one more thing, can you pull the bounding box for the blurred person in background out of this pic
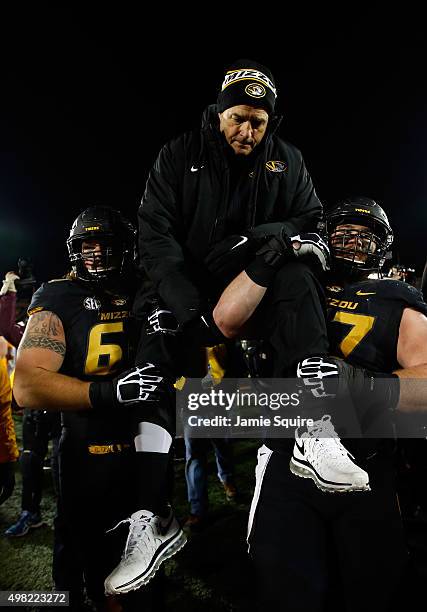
[182,346,238,533]
[0,269,28,508]
[0,334,19,505]
[0,270,25,348]
[387,264,416,286]
[4,408,61,537]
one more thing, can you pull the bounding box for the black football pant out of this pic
[249,448,408,612]
[245,261,329,376]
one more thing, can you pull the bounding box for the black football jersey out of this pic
[28,278,139,444]
[326,278,427,460]
[326,278,427,372]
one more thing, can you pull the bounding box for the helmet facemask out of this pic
[66,206,136,287]
[82,239,121,278]
[331,223,375,260]
[68,235,132,285]
[326,198,393,281]
[328,219,392,280]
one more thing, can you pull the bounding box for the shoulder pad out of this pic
[27,280,79,317]
[376,279,427,315]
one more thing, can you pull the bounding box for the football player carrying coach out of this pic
[13,206,184,610]
[135,58,329,381]
[248,198,427,612]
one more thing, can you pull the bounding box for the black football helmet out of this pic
[326,197,393,278]
[67,205,136,283]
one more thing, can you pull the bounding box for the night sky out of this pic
[1,12,426,284]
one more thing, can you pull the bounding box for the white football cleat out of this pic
[104,508,187,594]
[290,415,370,493]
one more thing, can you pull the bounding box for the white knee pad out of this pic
[134,422,172,453]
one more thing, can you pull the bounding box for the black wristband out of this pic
[88,380,115,410]
[183,311,227,347]
[199,310,228,345]
[245,256,278,287]
[369,372,400,412]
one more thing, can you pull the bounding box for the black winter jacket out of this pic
[138,105,322,325]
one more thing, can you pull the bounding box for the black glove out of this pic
[0,461,16,506]
[204,232,267,284]
[246,229,330,287]
[89,362,173,409]
[297,355,400,414]
[245,229,295,286]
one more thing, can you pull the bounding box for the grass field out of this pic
[0,413,260,611]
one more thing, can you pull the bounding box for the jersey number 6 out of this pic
[85,322,124,375]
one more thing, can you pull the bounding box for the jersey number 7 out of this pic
[332,312,376,358]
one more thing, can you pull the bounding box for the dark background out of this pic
[1,10,426,283]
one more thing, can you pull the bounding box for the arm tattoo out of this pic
[20,336,66,356]
[21,311,66,356]
[26,311,62,337]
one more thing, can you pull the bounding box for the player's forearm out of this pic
[394,365,427,413]
[213,271,266,338]
[14,365,92,411]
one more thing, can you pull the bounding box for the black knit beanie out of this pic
[217,58,277,115]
